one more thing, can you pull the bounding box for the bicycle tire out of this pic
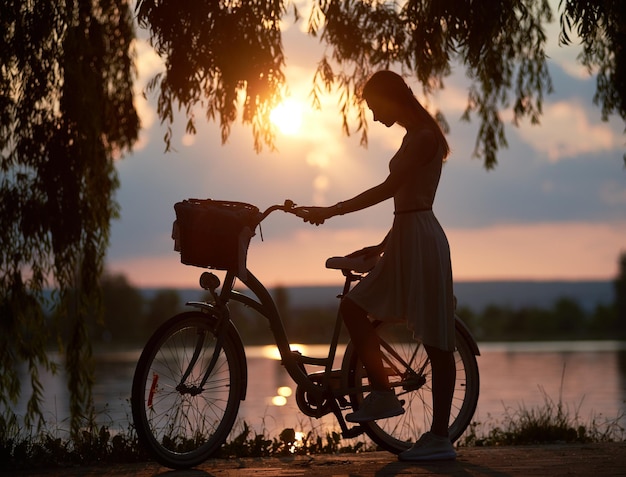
[131,311,246,469]
[345,318,479,453]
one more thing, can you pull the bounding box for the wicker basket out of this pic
[172,199,261,277]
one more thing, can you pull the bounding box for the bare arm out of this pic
[297,128,437,225]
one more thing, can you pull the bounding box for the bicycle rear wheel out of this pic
[131,311,246,469]
[346,318,479,453]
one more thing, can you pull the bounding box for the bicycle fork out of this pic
[176,296,233,399]
[174,272,235,397]
[175,314,229,397]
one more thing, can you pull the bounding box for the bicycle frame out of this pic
[184,266,372,438]
[132,201,483,470]
[216,268,339,398]
[181,201,480,439]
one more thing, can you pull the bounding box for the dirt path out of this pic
[3,443,625,476]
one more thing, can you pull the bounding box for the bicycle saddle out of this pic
[325,254,379,273]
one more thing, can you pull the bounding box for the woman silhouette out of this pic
[297,70,457,461]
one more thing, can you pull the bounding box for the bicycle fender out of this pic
[186,300,219,312]
[228,291,265,315]
[455,315,480,356]
[184,303,249,401]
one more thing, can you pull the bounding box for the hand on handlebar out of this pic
[294,206,332,226]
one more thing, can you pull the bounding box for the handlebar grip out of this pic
[260,200,299,220]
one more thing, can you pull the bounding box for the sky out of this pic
[106,3,625,289]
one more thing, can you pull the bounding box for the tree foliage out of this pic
[2,0,624,439]
[136,0,624,167]
[135,0,288,152]
[614,252,626,335]
[0,0,138,435]
[560,0,626,125]
[95,272,145,343]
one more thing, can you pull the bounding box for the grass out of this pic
[0,418,148,470]
[458,387,625,447]
[1,394,624,472]
[0,416,367,471]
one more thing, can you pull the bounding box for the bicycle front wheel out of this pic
[346,318,479,453]
[131,311,246,469]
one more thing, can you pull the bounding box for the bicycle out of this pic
[131,199,480,469]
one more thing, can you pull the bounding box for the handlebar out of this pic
[259,199,302,222]
[258,200,377,275]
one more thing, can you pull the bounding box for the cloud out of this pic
[515,101,621,161]
[107,219,625,288]
[437,138,625,227]
[600,180,626,206]
[131,39,165,150]
[543,2,591,80]
[108,9,624,290]
[448,220,626,281]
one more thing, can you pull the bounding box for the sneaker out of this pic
[345,390,405,423]
[398,432,457,462]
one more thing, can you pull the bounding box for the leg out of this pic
[340,297,388,390]
[342,297,404,423]
[398,344,457,461]
[425,344,456,438]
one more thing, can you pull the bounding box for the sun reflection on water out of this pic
[261,344,309,360]
[271,395,287,406]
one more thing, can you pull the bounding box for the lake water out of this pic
[11,341,626,441]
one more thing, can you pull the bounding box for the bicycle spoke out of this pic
[347,319,479,453]
[132,312,244,469]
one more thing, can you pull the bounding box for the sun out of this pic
[270,98,304,136]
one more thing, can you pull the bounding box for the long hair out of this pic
[362,71,450,159]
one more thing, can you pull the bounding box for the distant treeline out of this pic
[78,261,626,346]
[456,298,622,342]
